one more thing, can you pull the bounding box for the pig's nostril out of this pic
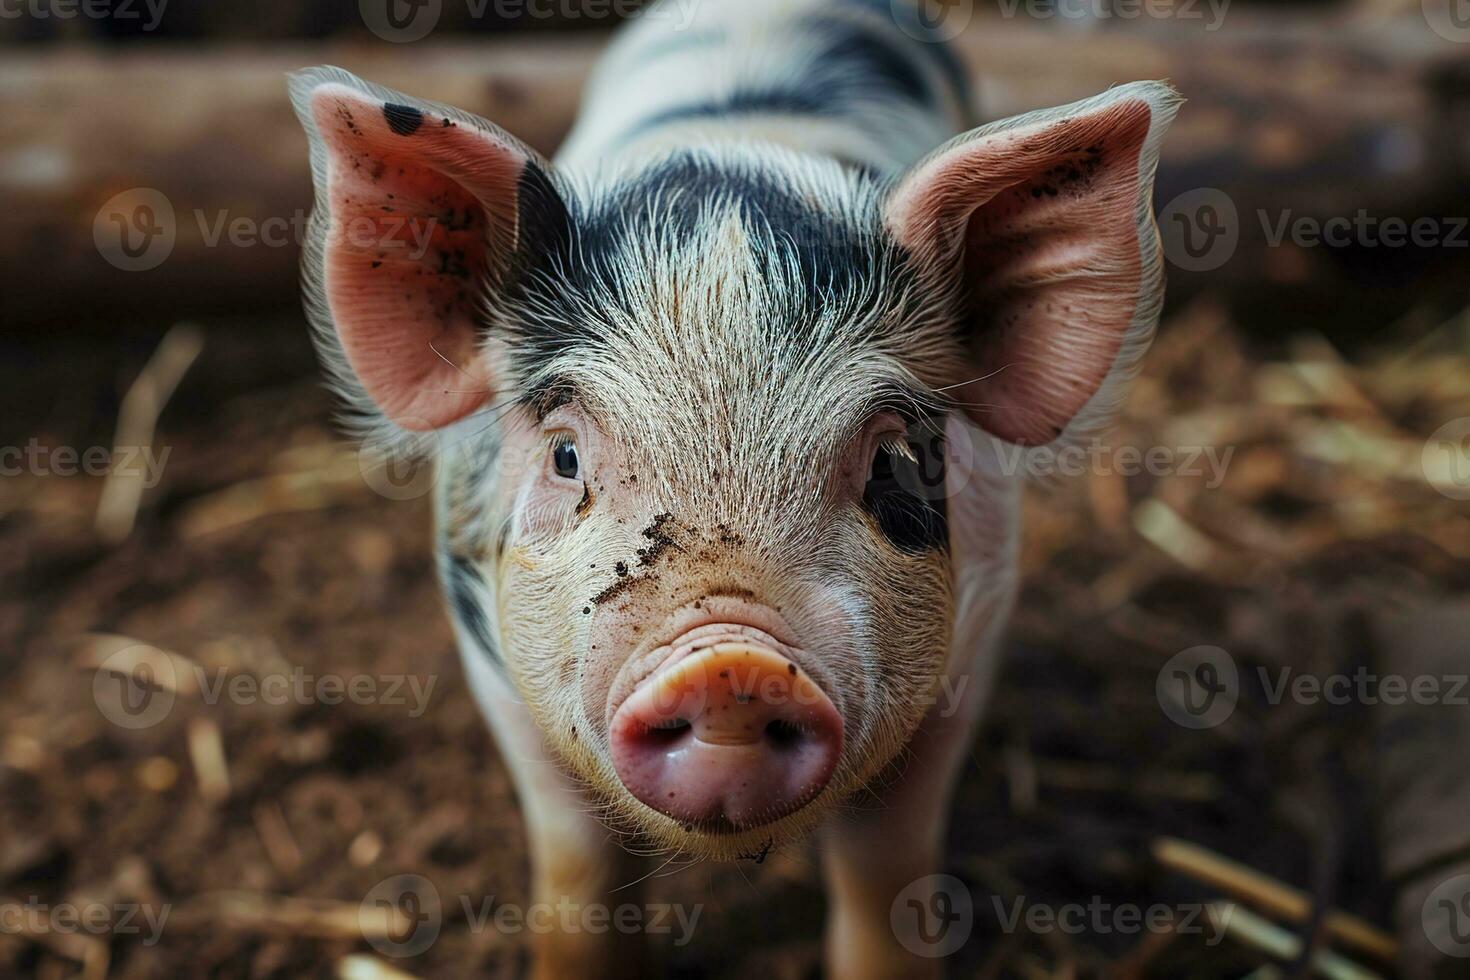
[642,718,692,743]
[764,719,804,747]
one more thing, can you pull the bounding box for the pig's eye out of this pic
[552,437,581,480]
[869,435,915,485]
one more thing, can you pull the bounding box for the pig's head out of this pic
[291,68,1178,859]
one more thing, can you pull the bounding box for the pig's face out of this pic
[292,70,1178,858]
[448,161,961,855]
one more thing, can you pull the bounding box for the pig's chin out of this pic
[618,790,842,861]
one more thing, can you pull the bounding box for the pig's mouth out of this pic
[604,615,846,837]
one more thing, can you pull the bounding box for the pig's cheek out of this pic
[495,537,603,736]
[510,475,588,543]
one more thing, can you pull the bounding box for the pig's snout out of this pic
[609,638,842,830]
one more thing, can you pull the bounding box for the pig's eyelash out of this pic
[878,434,917,463]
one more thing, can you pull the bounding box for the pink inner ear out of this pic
[891,99,1154,445]
[311,85,528,430]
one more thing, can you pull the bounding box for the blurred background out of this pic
[2,1,1470,977]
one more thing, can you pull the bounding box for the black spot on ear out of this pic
[383,103,424,136]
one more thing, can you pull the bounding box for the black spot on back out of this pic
[383,103,424,136]
[832,0,974,113]
[622,89,834,147]
[801,13,932,104]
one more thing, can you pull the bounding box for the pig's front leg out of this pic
[820,688,985,980]
[464,654,647,979]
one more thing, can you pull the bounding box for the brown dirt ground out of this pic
[2,302,1468,978]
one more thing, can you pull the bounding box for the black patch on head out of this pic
[383,103,424,136]
[442,553,503,670]
[862,426,949,553]
[502,160,583,397]
[498,151,912,401]
[513,159,577,261]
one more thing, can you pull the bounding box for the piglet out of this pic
[291,0,1178,975]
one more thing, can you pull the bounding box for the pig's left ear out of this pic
[886,81,1181,446]
[290,66,568,433]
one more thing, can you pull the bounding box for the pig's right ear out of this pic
[885,81,1180,447]
[290,66,568,432]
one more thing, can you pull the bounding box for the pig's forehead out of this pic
[495,148,952,445]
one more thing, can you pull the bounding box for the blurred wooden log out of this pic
[1,18,1467,330]
[0,38,589,328]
